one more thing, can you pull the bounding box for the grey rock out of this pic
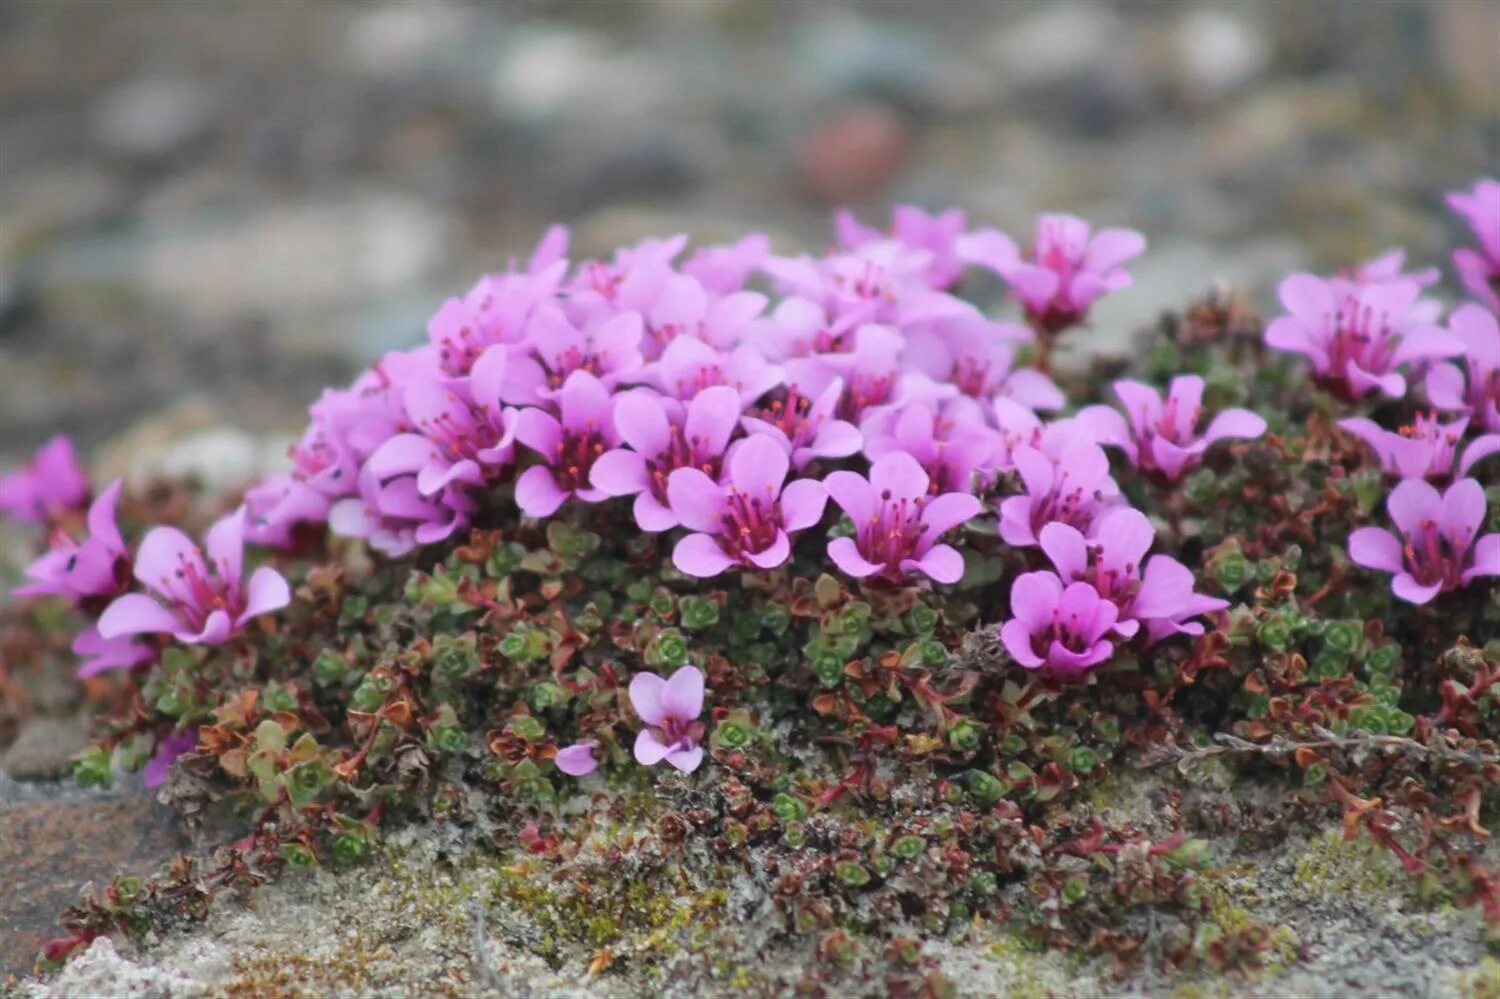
[2,716,86,781]
[91,77,214,160]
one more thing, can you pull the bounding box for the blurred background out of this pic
[0,0,1495,471]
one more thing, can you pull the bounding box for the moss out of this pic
[1459,956,1500,999]
[1290,831,1403,900]
[983,932,1051,999]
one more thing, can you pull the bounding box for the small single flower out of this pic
[681,233,771,295]
[1039,507,1227,646]
[1337,249,1440,290]
[783,325,905,426]
[555,741,600,777]
[1077,375,1266,482]
[328,464,475,557]
[590,386,742,531]
[97,507,292,645]
[1347,477,1500,604]
[145,728,199,788]
[644,272,767,359]
[629,666,706,773]
[72,626,154,678]
[824,451,980,584]
[517,304,647,391]
[426,228,569,376]
[647,336,783,404]
[741,379,862,470]
[14,480,130,602]
[1339,412,1500,482]
[896,321,1063,421]
[1425,303,1500,431]
[366,369,518,498]
[0,435,89,525]
[999,572,1124,675]
[863,401,999,495]
[666,433,827,577]
[513,371,622,518]
[243,473,335,549]
[1263,274,1461,400]
[960,214,1146,333]
[1447,177,1500,311]
[837,204,968,289]
[998,435,1120,547]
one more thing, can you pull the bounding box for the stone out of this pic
[0,789,190,975]
[2,716,86,781]
[91,78,214,161]
[1173,8,1270,100]
[137,191,453,329]
[991,3,1122,87]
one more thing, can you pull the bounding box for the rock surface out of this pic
[7,785,1496,997]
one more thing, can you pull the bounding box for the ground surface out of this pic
[7,779,1498,998]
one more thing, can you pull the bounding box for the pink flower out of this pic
[1448,177,1500,311]
[998,434,1120,547]
[999,572,1126,675]
[328,467,474,557]
[590,386,742,532]
[896,321,1063,421]
[1077,375,1266,482]
[741,380,862,470]
[644,272,767,359]
[863,401,999,495]
[555,741,600,777]
[824,452,980,584]
[0,435,89,525]
[1425,303,1500,431]
[1339,412,1500,482]
[1264,274,1460,400]
[145,728,198,788]
[366,355,520,498]
[513,371,622,518]
[1338,249,1440,290]
[960,214,1145,333]
[1348,477,1500,605]
[243,474,335,549]
[426,229,568,376]
[629,666,706,773]
[73,627,154,678]
[783,325,904,426]
[681,233,771,295]
[516,304,647,391]
[646,336,783,404]
[666,434,827,577]
[763,243,973,332]
[1039,507,1226,646]
[14,480,129,602]
[97,507,291,646]
[836,205,968,289]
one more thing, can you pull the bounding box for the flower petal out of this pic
[672,532,736,578]
[661,665,705,721]
[98,593,182,638]
[1347,527,1406,573]
[629,672,667,726]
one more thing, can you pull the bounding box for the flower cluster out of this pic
[1270,177,1500,605]
[0,202,1264,793]
[232,207,1154,589]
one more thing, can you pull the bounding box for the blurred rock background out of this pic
[0,0,1496,466]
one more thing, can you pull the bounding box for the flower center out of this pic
[718,486,781,558]
[552,423,608,492]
